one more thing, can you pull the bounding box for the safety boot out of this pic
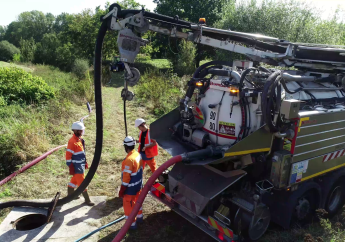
[130,222,137,230]
[82,191,95,206]
[67,187,80,199]
[136,216,144,224]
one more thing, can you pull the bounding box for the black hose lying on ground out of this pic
[0,17,107,209]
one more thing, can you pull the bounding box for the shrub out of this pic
[72,58,89,80]
[134,69,187,115]
[0,67,55,105]
[0,96,5,106]
[0,41,20,62]
[13,53,21,62]
[32,65,86,103]
[173,39,196,76]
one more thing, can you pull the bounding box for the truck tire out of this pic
[234,206,270,241]
[325,179,345,217]
[293,190,318,224]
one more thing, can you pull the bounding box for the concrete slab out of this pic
[0,196,107,242]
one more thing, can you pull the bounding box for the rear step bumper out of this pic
[149,183,238,242]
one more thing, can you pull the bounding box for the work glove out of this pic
[118,185,127,198]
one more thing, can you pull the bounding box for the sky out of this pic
[0,0,344,26]
[0,0,157,26]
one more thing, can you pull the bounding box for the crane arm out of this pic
[104,4,345,74]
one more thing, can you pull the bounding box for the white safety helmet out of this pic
[71,121,85,131]
[123,136,136,146]
[135,118,145,128]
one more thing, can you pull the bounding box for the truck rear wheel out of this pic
[293,191,318,224]
[234,206,271,241]
[325,180,345,217]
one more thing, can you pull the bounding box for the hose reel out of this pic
[125,66,140,87]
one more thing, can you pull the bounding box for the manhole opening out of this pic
[12,214,47,231]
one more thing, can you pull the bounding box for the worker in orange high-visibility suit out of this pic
[66,121,94,206]
[118,136,144,230]
[135,118,158,173]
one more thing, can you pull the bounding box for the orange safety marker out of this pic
[152,183,165,197]
[208,216,233,239]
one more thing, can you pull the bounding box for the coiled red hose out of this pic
[0,144,67,186]
[112,155,183,242]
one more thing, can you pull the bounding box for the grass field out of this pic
[0,61,34,72]
[0,60,345,242]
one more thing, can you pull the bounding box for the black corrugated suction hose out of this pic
[0,18,106,209]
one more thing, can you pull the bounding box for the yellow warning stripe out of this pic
[224,148,270,157]
[301,162,345,182]
[209,217,218,229]
[298,117,309,132]
[223,227,231,237]
[208,216,233,238]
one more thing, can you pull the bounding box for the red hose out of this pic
[112,155,183,242]
[0,144,67,186]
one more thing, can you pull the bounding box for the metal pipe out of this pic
[191,25,279,42]
[302,87,343,91]
[208,69,241,83]
[282,72,316,82]
[274,129,295,139]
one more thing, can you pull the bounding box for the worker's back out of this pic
[66,134,86,174]
[121,150,143,195]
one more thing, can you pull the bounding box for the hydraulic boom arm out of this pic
[105,4,345,71]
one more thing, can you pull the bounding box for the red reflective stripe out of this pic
[323,154,328,162]
[290,120,299,154]
[215,220,225,235]
[341,149,345,156]
[203,128,237,140]
[217,231,224,240]
[325,153,332,162]
[332,151,340,160]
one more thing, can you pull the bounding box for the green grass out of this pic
[0,63,93,179]
[140,59,172,69]
[0,61,33,72]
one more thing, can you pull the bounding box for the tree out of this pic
[174,39,196,76]
[4,11,55,46]
[20,38,36,62]
[153,0,230,26]
[34,33,61,66]
[116,0,143,9]
[53,13,75,34]
[0,26,6,41]
[216,0,345,45]
[153,0,232,66]
[0,41,20,62]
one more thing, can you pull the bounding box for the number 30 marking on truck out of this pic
[209,111,216,131]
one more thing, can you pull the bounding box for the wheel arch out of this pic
[265,181,321,229]
[317,167,345,209]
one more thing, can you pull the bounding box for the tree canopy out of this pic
[0,0,344,73]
